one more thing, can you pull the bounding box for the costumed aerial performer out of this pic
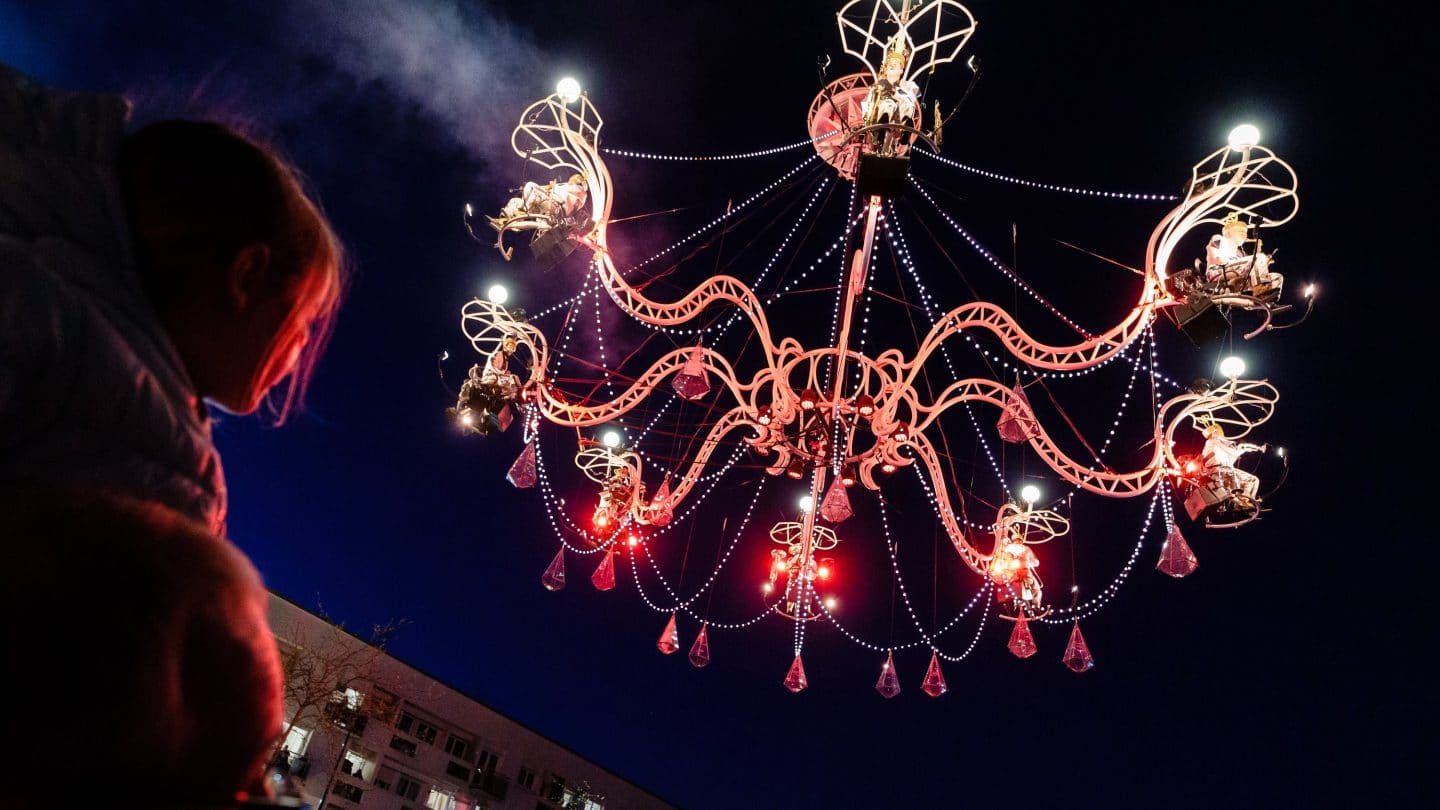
[859,36,920,154]
[1200,422,1266,508]
[1205,212,1283,300]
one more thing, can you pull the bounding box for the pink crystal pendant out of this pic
[783,654,808,693]
[1156,523,1198,578]
[591,549,616,591]
[1062,622,1095,673]
[688,623,711,668]
[997,382,1041,443]
[540,548,566,592]
[1007,617,1037,659]
[671,347,712,400]
[818,476,853,523]
[656,612,680,654]
[649,477,674,526]
[506,441,537,489]
[921,651,948,698]
[875,651,901,699]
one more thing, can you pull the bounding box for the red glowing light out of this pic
[818,565,830,579]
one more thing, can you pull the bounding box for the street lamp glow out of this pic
[601,430,622,449]
[1020,484,1041,504]
[1219,355,1246,379]
[556,77,582,104]
[1228,124,1260,150]
[486,284,509,305]
[799,495,814,513]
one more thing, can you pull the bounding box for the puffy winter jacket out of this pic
[0,64,226,532]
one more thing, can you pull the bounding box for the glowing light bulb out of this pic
[762,582,774,594]
[1020,484,1041,504]
[817,565,830,579]
[1304,284,1316,298]
[1219,355,1246,379]
[1276,446,1286,458]
[825,597,837,610]
[460,413,473,426]
[487,284,509,305]
[556,77,582,104]
[627,534,639,547]
[601,430,622,448]
[1228,124,1260,150]
[799,495,814,512]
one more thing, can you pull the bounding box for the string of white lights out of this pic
[910,178,1095,338]
[875,490,988,649]
[1039,485,1163,623]
[602,131,838,162]
[626,545,776,630]
[914,148,1179,201]
[634,473,769,611]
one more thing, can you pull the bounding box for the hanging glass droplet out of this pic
[671,347,712,400]
[1062,622,1095,673]
[541,547,566,592]
[656,612,680,654]
[921,651,948,698]
[591,549,616,591]
[506,441,537,489]
[649,477,674,526]
[688,623,711,668]
[1156,523,1198,578]
[783,654,808,693]
[997,382,1041,443]
[875,651,901,699]
[1008,617,1037,658]
[818,475,853,523]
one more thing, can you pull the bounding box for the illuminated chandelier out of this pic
[449,0,1315,694]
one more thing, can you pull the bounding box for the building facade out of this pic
[268,594,672,810]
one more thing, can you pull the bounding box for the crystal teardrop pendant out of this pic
[591,549,616,591]
[783,654,808,693]
[874,651,901,699]
[921,651,948,697]
[1008,617,1037,658]
[819,475,853,523]
[671,346,712,400]
[656,612,680,654]
[1062,622,1095,673]
[506,441,537,489]
[688,623,711,668]
[541,547,566,592]
[1155,523,1198,578]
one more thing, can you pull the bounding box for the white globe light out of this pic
[799,495,814,512]
[1219,355,1246,379]
[1020,484,1041,504]
[487,284,509,305]
[825,597,837,610]
[601,430,622,448]
[1228,124,1260,150]
[556,77,582,104]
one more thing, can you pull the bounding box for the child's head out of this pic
[0,487,284,806]
[118,120,344,423]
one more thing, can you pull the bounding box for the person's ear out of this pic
[224,243,273,313]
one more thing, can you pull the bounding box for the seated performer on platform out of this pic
[488,174,589,234]
[860,37,920,155]
[1200,422,1265,508]
[450,336,522,435]
[1204,213,1283,300]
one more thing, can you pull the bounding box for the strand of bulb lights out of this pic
[636,474,770,611]
[910,178,1095,338]
[1040,485,1163,623]
[876,490,987,649]
[914,149,1179,201]
[817,580,992,660]
[602,131,838,162]
[626,546,775,630]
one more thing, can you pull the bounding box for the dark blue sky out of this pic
[4,1,1426,806]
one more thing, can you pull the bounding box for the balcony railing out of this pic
[470,771,509,801]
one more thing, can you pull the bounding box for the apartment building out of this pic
[268,593,673,810]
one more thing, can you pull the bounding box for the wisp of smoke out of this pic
[285,0,549,166]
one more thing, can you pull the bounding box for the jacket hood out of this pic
[0,63,134,265]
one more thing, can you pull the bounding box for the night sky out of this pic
[4,1,1428,806]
